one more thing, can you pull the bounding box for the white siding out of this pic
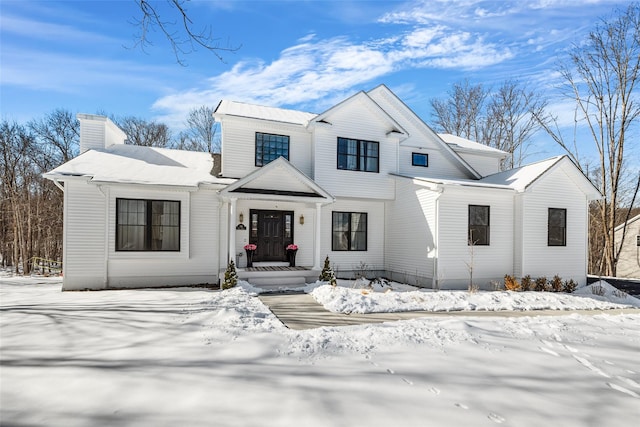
[437,186,514,289]
[520,166,590,285]
[313,100,396,199]
[368,87,474,180]
[78,120,106,154]
[105,186,220,288]
[321,198,386,277]
[231,200,315,268]
[615,217,640,278]
[385,177,438,287]
[457,152,501,177]
[513,193,524,278]
[220,116,312,178]
[243,167,313,192]
[62,180,107,290]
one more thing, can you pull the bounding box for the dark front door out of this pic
[250,210,293,262]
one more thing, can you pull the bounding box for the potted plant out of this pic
[244,243,257,267]
[286,244,298,267]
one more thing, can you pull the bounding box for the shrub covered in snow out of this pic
[318,256,337,287]
[222,260,238,290]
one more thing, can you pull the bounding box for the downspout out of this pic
[52,178,64,192]
[432,186,444,290]
[97,184,109,289]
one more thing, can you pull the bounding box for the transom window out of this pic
[468,205,490,246]
[412,153,429,167]
[332,212,368,251]
[116,198,180,251]
[548,208,567,246]
[337,137,379,173]
[255,132,289,166]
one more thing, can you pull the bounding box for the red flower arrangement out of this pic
[286,244,298,251]
[244,244,257,251]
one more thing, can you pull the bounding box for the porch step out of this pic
[222,266,319,287]
[249,276,307,286]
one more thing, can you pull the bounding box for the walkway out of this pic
[258,292,639,330]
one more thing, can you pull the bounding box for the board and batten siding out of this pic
[320,198,385,276]
[313,101,397,199]
[384,177,438,287]
[62,180,107,290]
[104,186,220,288]
[220,116,312,179]
[519,167,589,285]
[436,186,515,289]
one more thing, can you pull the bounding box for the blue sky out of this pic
[0,0,631,162]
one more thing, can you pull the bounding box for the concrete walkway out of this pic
[257,292,639,330]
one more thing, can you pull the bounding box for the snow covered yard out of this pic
[1,277,639,426]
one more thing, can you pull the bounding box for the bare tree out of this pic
[132,0,239,65]
[175,105,219,153]
[431,79,488,143]
[28,109,79,164]
[431,79,547,169]
[115,116,173,147]
[484,81,548,169]
[534,3,640,276]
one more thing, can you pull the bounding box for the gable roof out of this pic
[479,155,601,198]
[214,100,317,126]
[438,133,508,158]
[220,157,334,203]
[393,155,602,198]
[44,144,233,188]
[309,90,408,137]
[615,213,640,232]
[366,84,483,179]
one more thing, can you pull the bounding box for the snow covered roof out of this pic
[615,214,640,232]
[478,156,565,190]
[214,100,317,125]
[44,144,234,188]
[438,133,508,158]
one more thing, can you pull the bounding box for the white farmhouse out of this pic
[44,85,601,290]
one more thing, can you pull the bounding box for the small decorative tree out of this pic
[222,259,238,290]
[318,255,337,287]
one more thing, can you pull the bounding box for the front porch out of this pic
[219,264,319,288]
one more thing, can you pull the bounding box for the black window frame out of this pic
[412,152,429,167]
[337,137,379,173]
[468,205,490,246]
[548,208,567,246]
[255,132,290,167]
[116,198,181,252]
[332,211,368,251]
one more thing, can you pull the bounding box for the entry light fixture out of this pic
[239,212,244,224]
[299,214,304,225]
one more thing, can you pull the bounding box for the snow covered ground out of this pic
[1,276,639,426]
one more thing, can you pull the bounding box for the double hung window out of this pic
[468,205,490,246]
[337,137,379,172]
[116,199,180,251]
[332,212,367,251]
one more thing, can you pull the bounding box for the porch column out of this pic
[229,198,237,264]
[313,202,322,270]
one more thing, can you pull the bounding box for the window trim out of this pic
[468,205,490,246]
[116,198,181,252]
[331,211,368,251]
[336,137,379,173]
[412,152,429,167]
[548,208,567,247]
[255,132,290,167]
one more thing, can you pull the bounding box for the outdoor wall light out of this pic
[239,212,244,223]
[299,214,304,225]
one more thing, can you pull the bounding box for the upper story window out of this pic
[548,208,567,246]
[468,205,490,246]
[255,132,289,167]
[337,137,379,173]
[412,153,429,167]
[116,198,180,251]
[332,211,368,251]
